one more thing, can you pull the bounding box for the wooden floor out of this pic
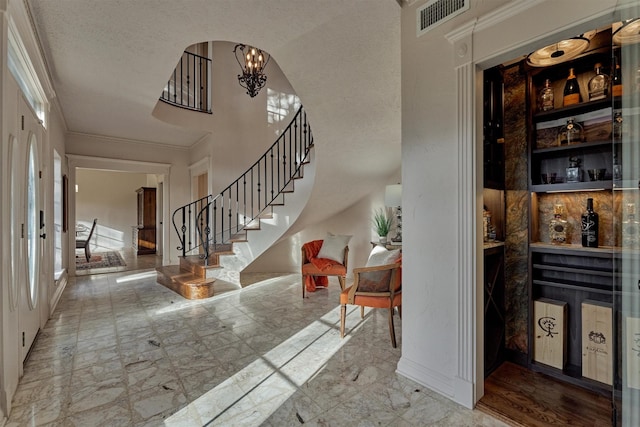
[478,362,612,427]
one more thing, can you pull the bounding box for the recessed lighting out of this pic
[527,31,596,67]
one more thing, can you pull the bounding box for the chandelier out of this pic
[233,44,271,98]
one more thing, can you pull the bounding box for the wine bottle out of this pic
[612,56,623,97]
[563,67,581,106]
[581,198,599,248]
[539,79,554,112]
[587,63,609,101]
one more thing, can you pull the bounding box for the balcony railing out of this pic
[161,51,212,114]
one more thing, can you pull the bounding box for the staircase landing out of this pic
[156,255,217,300]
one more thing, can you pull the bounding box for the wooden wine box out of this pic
[581,300,612,385]
[626,316,640,390]
[534,298,567,369]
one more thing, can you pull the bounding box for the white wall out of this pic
[192,41,300,195]
[245,182,399,275]
[75,169,148,249]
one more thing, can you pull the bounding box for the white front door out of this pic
[18,103,42,363]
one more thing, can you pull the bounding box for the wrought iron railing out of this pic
[172,106,313,262]
[161,50,212,113]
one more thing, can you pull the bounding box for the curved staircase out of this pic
[156,106,315,299]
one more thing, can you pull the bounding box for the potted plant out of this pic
[372,208,393,243]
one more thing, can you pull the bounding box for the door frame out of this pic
[444,0,625,407]
[66,155,171,274]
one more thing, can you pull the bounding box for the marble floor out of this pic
[7,268,509,426]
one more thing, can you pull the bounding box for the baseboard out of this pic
[397,356,455,399]
[50,270,68,315]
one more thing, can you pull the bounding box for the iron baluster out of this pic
[171,106,313,259]
[160,51,212,113]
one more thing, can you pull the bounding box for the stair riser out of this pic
[156,271,215,300]
[180,256,218,276]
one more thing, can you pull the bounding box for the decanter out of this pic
[557,118,583,146]
[549,204,568,244]
[588,62,609,101]
[539,79,554,112]
[566,156,582,183]
[613,153,622,181]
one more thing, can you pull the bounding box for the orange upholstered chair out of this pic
[340,259,402,347]
[301,238,349,298]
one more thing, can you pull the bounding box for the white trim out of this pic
[7,0,55,99]
[397,357,455,398]
[473,0,539,33]
[66,155,171,275]
[188,156,210,175]
[66,131,191,151]
[7,17,48,126]
[454,60,476,408]
[443,19,478,408]
[67,154,171,175]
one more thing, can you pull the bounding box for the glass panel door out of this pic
[26,133,40,309]
[613,6,640,425]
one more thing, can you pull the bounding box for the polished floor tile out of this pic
[7,268,509,426]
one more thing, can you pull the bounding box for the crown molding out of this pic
[66,131,190,151]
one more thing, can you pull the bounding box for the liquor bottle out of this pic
[612,57,623,97]
[539,79,554,112]
[622,203,640,248]
[581,198,599,248]
[588,63,609,101]
[613,152,622,180]
[566,156,582,183]
[563,67,581,106]
[557,118,583,146]
[613,111,623,140]
[549,204,568,244]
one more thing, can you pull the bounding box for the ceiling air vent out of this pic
[417,0,469,37]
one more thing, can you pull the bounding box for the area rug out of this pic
[76,251,126,270]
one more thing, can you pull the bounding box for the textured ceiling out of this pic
[27,0,402,223]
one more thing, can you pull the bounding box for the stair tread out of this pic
[156,265,214,285]
[181,255,220,268]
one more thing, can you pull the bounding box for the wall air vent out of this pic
[417,0,469,37]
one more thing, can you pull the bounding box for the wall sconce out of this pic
[233,44,271,98]
[385,184,402,242]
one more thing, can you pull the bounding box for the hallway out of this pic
[7,269,507,426]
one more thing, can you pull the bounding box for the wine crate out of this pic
[534,298,567,369]
[581,300,612,385]
[626,316,640,390]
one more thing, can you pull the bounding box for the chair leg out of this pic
[398,305,402,319]
[302,275,306,298]
[360,305,364,319]
[340,305,346,338]
[338,276,345,291]
[85,245,91,262]
[388,307,397,348]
